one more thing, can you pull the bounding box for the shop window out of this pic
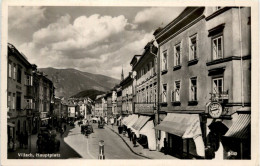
[162,84,167,102]
[212,36,223,60]
[162,50,168,71]
[213,77,223,94]
[189,35,197,60]
[174,43,181,66]
[190,77,197,101]
[8,62,12,78]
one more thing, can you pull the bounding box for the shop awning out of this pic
[154,113,202,138]
[132,116,150,131]
[140,120,156,150]
[8,122,15,127]
[122,115,132,125]
[117,116,122,120]
[41,117,50,121]
[126,114,139,128]
[223,113,250,139]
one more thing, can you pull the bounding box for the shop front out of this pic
[154,113,205,159]
[204,100,251,160]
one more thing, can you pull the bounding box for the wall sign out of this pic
[208,102,222,118]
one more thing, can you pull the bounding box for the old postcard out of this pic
[1,0,259,166]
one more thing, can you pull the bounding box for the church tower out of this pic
[121,65,124,81]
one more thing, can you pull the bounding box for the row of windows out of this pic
[161,77,223,103]
[8,62,22,83]
[161,34,223,71]
[7,92,35,110]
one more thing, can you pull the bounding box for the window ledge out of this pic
[173,65,182,71]
[161,70,168,75]
[171,101,181,106]
[188,101,198,106]
[188,59,199,66]
[160,102,168,107]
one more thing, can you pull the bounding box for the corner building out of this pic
[154,7,251,159]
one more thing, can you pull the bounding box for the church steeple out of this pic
[121,65,124,81]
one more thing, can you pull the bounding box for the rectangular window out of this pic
[174,81,181,102]
[12,93,15,109]
[174,43,181,66]
[162,51,168,71]
[162,84,167,102]
[8,92,11,107]
[8,63,12,78]
[189,35,197,60]
[190,77,197,101]
[213,77,223,94]
[212,36,223,60]
[13,65,16,80]
[26,99,34,109]
[17,67,22,83]
[16,92,21,110]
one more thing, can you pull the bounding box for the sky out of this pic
[8,6,184,79]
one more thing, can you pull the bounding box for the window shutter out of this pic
[196,34,199,59]
[30,76,33,86]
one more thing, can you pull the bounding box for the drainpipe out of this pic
[238,7,244,107]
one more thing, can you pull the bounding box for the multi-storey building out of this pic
[120,73,133,115]
[35,71,55,127]
[53,97,62,126]
[153,7,251,159]
[94,94,106,117]
[106,92,113,117]
[127,41,158,150]
[7,43,36,149]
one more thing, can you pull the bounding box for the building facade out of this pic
[7,43,36,149]
[120,73,134,115]
[153,7,251,159]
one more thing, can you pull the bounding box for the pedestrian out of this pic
[163,138,168,155]
[60,127,64,138]
[64,124,66,132]
[24,131,28,149]
[133,134,137,147]
[36,135,43,153]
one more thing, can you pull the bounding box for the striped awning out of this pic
[224,114,250,139]
[126,114,139,128]
[132,116,150,131]
[122,115,132,125]
[154,113,202,138]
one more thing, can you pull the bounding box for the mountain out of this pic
[39,67,119,99]
[71,89,105,101]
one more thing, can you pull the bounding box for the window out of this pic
[16,92,21,110]
[190,77,197,101]
[213,77,223,94]
[162,51,168,71]
[25,99,34,109]
[17,67,22,83]
[174,43,181,66]
[162,84,167,102]
[12,93,15,109]
[212,36,223,60]
[8,92,11,107]
[189,35,197,60]
[13,65,16,80]
[25,75,33,86]
[174,81,181,102]
[8,62,12,78]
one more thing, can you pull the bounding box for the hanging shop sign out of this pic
[208,102,223,118]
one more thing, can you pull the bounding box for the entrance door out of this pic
[168,133,183,158]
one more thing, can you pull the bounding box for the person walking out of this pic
[163,138,168,155]
[133,134,137,147]
[64,124,67,132]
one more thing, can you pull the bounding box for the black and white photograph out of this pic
[1,0,259,166]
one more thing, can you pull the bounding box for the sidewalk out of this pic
[106,125,179,160]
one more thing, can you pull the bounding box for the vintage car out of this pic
[37,128,60,153]
[98,121,104,129]
[81,124,94,135]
